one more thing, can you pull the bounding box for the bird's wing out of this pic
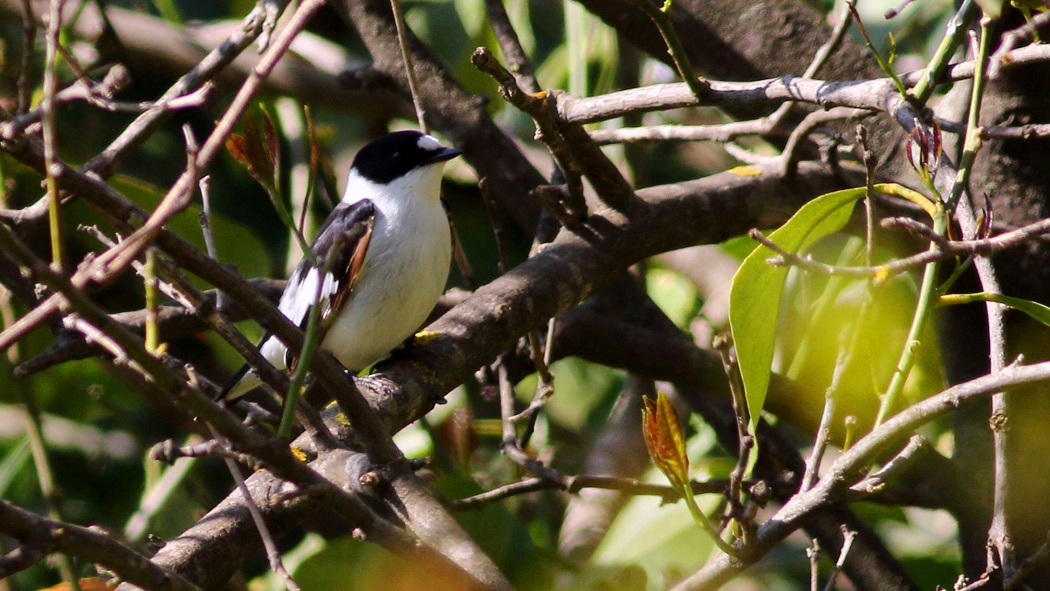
[218,199,375,400]
[276,199,376,368]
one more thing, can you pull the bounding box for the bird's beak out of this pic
[424,146,462,165]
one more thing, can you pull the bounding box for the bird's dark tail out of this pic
[218,363,256,402]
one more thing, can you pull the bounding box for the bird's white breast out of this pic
[320,164,452,371]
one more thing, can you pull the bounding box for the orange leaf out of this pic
[39,578,115,591]
[225,133,250,169]
[642,392,690,491]
[226,110,276,193]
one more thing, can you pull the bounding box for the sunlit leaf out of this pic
[976,0,1006,17]
[1011,0,1048,10]
[729,187,864,428]
[940,292,1050,327]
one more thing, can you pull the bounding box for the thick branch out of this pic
[0,500,200,591]
[557,44,1050,125]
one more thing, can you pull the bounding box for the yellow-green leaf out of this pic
[729,187,865,428]
[940,292,1050,327]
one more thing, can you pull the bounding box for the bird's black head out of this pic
[350,130,461,184]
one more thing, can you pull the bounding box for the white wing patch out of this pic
[261,265,342,370]
[279,266,340,327]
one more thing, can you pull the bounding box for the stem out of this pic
[875,204,946,427]
[277,233,345,439]
[624,0,709,101]
[681,483,740,558]
[910,0,977,106]
[22,405,79,588]
[966,16,1016,578]
[390,0,427,132]
[847,2,908,98]
[266,182,317,267]
[42,0,66,270]
[946,15,991,212]
[144,247,159,354]
[939,292,1009,307]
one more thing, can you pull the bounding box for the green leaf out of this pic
[940,292,1050,327]
[729,187,865,427]
[0,438,31,498]
[995,295,1050,326]
[976,0,1006,17]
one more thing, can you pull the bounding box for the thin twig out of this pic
[781,107,864,177]
[517,329,554,448]
[858,125,877,267]
[496,361,563,483]
[483,0,539,93]
[807,539,821,591]
[1006,527,1050,590]
[712,334,752,537]
[751,209,1050,281]
[822,527,857,591]
[621,0,709,101]
[849,435,926,496]
[450,220,477,291]
[390,0,427,132]
[989,7,1050,79]
[799,346,845,493]
[450,474,759,511]
[909,0,976,104]
[198,176,221,308]
[479,178,510,275]
[81,0,277,178]
[16,0,36,115]
[939,117,1050,140]
[961,17,1015,579]
[207,425,301,591]
[41,0,65,270]
[591,119,783,145]
[79,225,190,307]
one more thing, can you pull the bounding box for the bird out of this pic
[220,130,461,401]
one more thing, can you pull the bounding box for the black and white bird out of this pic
[221,130,461,401]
